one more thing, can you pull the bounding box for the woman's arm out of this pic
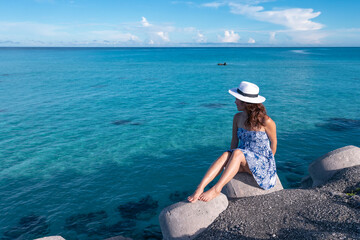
[265,117,277,155]
[230,113,240,149]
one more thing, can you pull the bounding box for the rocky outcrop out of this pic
[159,193,228,240]
[34,237,65,240]
[222,173,283,198]
[159,145,360,240]
[195,166,360,239]
[307,145,360,187]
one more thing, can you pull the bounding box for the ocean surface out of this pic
[0,47,359,239]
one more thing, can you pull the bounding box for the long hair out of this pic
[244,103,268,130]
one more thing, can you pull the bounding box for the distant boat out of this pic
[218,62,227,66]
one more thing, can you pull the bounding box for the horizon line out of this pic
[1,46,360,48]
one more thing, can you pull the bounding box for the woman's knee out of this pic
[232,149,244,158]
[222,151,230,158]
[216,151,230,162]
[232,150,247,165]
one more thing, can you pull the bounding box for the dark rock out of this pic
[300,176,313,189]
[316,118,360,131]
[142,224,162,240]
[201,103,227,109]
[2,214,49,240]
[117,195,158,220]
[112,120,132,125]
[195,166,360,240]
[65,210,108,235]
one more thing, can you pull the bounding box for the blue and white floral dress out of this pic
[229,128,277,190]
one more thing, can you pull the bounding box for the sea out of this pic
[0,47,359,240]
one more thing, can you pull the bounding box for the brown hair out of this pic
[244,102,268,130]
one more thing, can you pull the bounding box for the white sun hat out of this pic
[228,81,266,103]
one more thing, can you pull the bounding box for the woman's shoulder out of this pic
[264,116,276,127]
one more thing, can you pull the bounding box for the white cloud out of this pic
[228,3,323,31]
[171,1,195,6]
[148,39,155,45]
[229,3,264,14]
[156,31,170,41]
[202,2,225,8]
[286,30,327,44]
[270,31,276,41]
[219,30,240,43]
[141,17,151,27]
[196,32,207,43]
[183,27,197,32]
[248,37,255,43]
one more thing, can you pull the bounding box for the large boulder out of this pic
[308,145,360,187]
[194,166,360,240]
[159,193,228,240]
[222,172,283,198]
[34,237,65,240]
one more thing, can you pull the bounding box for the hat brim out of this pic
[228,88,266,104]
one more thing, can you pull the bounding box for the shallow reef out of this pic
[169,190,191,203]
[117,195,158,220]
[63,209,140,239]
[65,210,108,236]
[316,118,360,131]
[2,214,50,240]
[98,220,136,239]
[142,224,162,240]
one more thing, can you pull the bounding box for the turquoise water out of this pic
[0,47,359,239]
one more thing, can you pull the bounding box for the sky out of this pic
[0,0,360,47]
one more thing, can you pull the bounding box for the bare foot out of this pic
[187,188,203,203]
[199,187,220,202]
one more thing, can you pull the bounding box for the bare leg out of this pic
[188,151,231,203]
[199,149,246,202]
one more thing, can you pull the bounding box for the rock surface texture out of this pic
[195,165,360,240]
[34,236,65,240]
[159,193,228,240]
[308,145,360,187]
[222,173,283,198]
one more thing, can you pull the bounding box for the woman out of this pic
[188,81,277,203]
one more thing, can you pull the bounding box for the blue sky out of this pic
[0,0,359,46]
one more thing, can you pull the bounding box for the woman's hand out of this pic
[265,117,277,155]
